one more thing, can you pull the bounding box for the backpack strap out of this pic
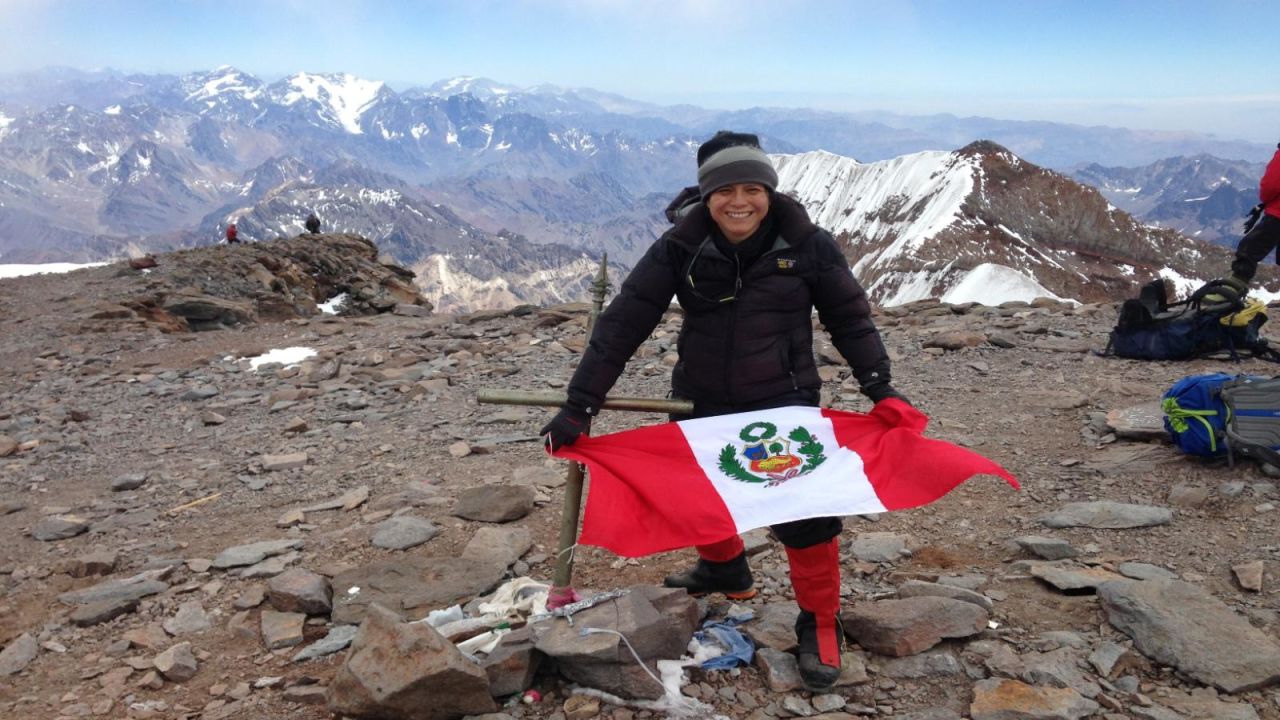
[1189,279,1246,314]
[1223,425,1280,467]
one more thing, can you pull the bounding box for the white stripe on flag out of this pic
[677,406,887,532]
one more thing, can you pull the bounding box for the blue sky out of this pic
[1,0,1274,142]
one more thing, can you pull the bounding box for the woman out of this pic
[1229,143,1280,286]
[542,130,904,690]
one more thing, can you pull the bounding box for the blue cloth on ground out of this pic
[696,611,755,670]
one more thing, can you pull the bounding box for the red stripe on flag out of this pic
[553,422,740,557]
[823,400,1018,510]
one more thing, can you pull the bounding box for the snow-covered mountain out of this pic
[1068,155,1266,247]
[776,142,1234,306]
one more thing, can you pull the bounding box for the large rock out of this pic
[60,551,118,578]
[31,515,90,541]
[842,596,988,657]
[481,627,540,698]
[1097,579,1280,693]
[267,568,332,615]
[1025,561,1125,593]
[211,538,303,569]
[261,610,306,649]
[57,571,168,607]
[331,557,506,624]
[533,586,699,700]
[1040,501,1172,529]
[327,604,497,719]
[0,633,38,676]
[370,516,437,550]
[849,532,910,562]
[71,597,139,626]
[293,625,359,663]
[452,485,536,523]
[154,642,198,681]
[461,526,533,568]
[162,600,212,635]
[969,678,1099,720]
[163,291,256,328]
[896,580,993,610]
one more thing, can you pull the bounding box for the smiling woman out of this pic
[540,128,908,691]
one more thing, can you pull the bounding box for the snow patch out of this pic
[0,262,109,279]
[280,72,384,134]
[942,263,1074,305]
[247,346,317,370]
[317,293,348,314]
[188,68,263,102]
[103,105,121,116]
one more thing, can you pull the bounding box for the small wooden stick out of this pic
[168,492,223,514]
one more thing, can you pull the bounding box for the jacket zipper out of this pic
[723,252,740,405]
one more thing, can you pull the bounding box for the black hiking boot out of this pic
[795,610,842,691]
[662,552,757,599]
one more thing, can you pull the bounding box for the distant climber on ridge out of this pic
[305,212,321,235]
[225,222,239,244]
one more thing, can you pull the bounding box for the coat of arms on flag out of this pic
[718,421,826,485]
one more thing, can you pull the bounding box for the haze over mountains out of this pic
[0,66,1272,310]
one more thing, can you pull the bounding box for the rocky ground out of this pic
[0,238,1277,720]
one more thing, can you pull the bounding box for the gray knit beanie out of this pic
[696,130,778,201]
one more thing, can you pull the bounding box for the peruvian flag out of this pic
[551,399,1018,558]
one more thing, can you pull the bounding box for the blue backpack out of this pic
[1163,373,1280,466]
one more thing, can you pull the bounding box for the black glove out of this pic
[541,405,591,450]
[863,382,910,406]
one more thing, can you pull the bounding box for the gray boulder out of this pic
[533,586,699,700]
[327,604,497,719]
[1098,578,1280,693]
[452,485,536,523]
[331,556,505,624]
[267,568,333,615]
[842,596,988,657]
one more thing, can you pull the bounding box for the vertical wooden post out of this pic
[552,254,610,591]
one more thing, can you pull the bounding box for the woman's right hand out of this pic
[540,406,591,450]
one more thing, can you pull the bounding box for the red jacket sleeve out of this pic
[1261,147,1280,212]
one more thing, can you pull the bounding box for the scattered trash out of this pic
[530,589,629,627]
[695,612,755,670]
[422,605,465,628]
[456,626,510,657]
[522,689,542,704]
[477,577,550,620]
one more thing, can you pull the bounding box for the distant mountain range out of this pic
[0,66,1271,309]
[1067,155,1266,248]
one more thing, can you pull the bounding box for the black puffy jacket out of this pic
[566,193,891,414]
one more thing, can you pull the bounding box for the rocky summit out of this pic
[0,237,1277,720]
